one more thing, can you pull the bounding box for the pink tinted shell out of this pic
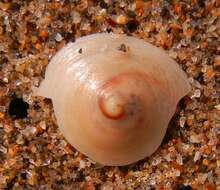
[35,33,190,166]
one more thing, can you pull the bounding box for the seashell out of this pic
[35,33,190,166]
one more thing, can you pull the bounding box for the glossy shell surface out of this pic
[36,33,190,166]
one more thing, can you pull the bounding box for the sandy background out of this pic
[0,0,220,189]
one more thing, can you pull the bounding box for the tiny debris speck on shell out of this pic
[78,48,82,54]
[117,43,128,52]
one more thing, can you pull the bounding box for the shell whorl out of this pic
[99,72,142,121]
[97,72,167,129]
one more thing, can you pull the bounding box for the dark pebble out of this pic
[160,7,170,18]
[125,20,139,33]
[99,0,108,9]
[197,0,205,7]
[20,172,27,179]
[195,72,205,84]
[177,185,192,190]
[10,2,21,12]
[106,28,113,33]
[127,10,136,18]
[8,98,29,119]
